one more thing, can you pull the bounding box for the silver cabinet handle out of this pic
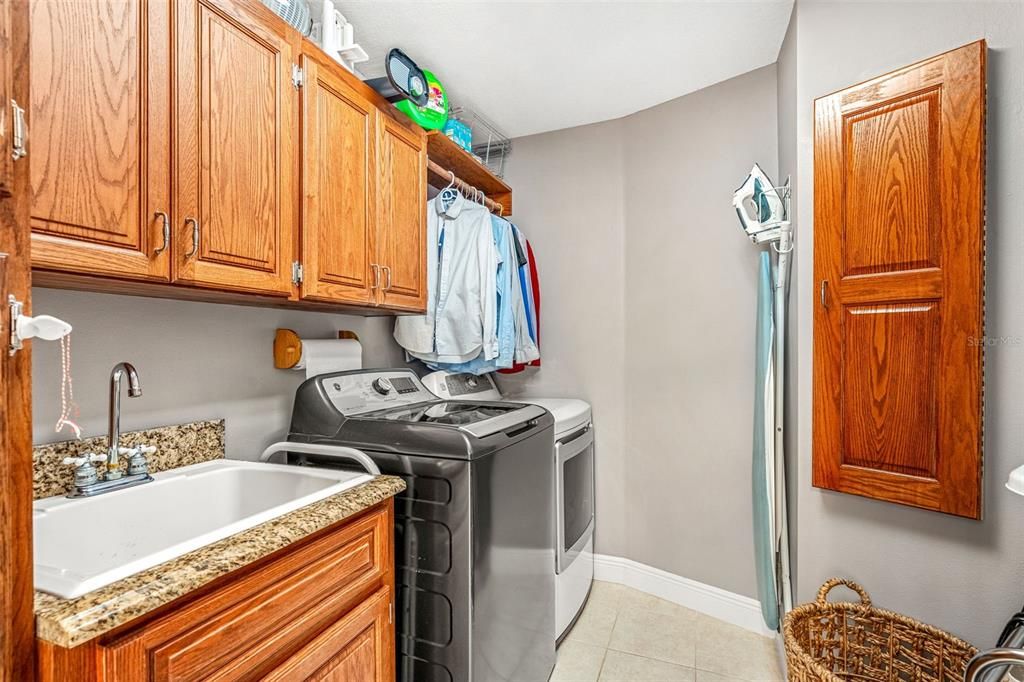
[10,99,26,161]
[383,265,392,291]
[370,263,380,290]
[184,217,200,258]
[820,280,828,308]
[152,211,170,255]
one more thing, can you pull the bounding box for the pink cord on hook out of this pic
[55,334,81,439]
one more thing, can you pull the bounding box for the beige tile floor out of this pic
[551,581,784,682]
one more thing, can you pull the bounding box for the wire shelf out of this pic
[449,106,512,179]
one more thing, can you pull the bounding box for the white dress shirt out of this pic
[394,193,500,364]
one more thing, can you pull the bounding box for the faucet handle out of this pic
[63,453,104,489]
[119,445,156,455]
[125,443,155,476]
[62,453,105,467]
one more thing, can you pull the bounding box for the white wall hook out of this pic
[8,295,72,355]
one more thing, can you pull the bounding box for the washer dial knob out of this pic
[371,377,393,395]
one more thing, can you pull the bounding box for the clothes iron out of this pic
[733,163,789,244]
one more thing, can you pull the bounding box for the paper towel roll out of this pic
[294,338,362,379]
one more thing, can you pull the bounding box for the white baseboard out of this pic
[593,554,777,638]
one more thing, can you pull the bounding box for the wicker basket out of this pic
[783,579,978,681]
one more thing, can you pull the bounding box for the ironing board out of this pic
[752,251,779,631]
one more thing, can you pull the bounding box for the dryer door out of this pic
[557,425,595,574]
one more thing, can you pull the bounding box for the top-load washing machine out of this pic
[421,371,595,642]
[284,368,556,682]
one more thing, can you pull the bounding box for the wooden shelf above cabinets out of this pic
[426,131,512,216]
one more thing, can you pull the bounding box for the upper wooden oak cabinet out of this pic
[295,47,427,311]
[173,0,296,296]
[375,112,427,312]
[812,41,986,519]
[298,49,378,306]
[29,0,172,281]
[27,0,429,313]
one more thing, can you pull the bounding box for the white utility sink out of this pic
[34,459,373,599]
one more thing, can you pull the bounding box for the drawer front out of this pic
[263,586,393,682]
[103,504,391,681]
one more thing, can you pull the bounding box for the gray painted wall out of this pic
[502,66,779,598]
[789,0,1024,646]
[498,119,630,559]
[622,65,778,598]
[31,289,405,459]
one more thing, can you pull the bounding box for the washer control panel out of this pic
[321,369,433,415]
[421,371,502,399]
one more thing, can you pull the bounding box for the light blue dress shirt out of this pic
[426,215,517,375]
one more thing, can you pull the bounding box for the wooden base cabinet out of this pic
[37,501,396,682]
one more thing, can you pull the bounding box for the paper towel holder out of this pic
[273,328,360,369]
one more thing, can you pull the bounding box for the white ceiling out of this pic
[339,1,794,139]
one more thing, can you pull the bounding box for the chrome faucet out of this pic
[63,362,156,498]
[106,362,142,479]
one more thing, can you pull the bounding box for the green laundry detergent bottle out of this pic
[395,69,448,130]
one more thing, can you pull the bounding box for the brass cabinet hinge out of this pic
[291,261,303,285]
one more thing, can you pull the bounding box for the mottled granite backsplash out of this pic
[33,420,225,499]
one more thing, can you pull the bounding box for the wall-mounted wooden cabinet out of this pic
[299,51,378,306]
[375,113,427,312]
[29,0,171,281]
[295,50,427,312]
[172,0,297,297]
[28,0,427,314]
[812,41,985,519]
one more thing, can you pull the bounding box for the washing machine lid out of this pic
[519,398,591,438]
[362,401,513,423]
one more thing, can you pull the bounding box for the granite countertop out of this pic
[33,420,227,499]
[35,474,406,648]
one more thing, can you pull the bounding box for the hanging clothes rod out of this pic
[427,158,505,215]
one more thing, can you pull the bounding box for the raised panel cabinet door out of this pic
[28,0,171,281]
[95,504,392,682]
[376,113,426,312]
[173,0,296,295]
[263,587,394,682]
[299,52,376,305]
[812,41,985,518]
[0,0,15,197]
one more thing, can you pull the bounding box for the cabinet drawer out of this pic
[264,586,393,682]
[103,505,391,681]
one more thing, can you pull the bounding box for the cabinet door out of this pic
[264,587,393,682]
[812,41,985,518]
[173,0,295,296]
[99,505,392,682]
[299,53,376,305]
[376,113,426,312]
[0,0,14,197]
[28,0,171,281]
